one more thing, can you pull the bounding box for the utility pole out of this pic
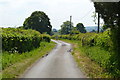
[70,16,72,32]
[98,12,100,33]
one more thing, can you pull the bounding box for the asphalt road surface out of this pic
[21,40,86,78]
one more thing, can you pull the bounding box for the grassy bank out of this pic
[60,39,112,78]
[1,41,56,78]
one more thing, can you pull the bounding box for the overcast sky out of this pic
[0,0,97,29]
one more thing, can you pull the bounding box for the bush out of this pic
[53,31,113,51]
[42,34,51,42]
[95,30,113,51]
[2,28,51,53]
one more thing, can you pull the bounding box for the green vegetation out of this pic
[76,23,86,33]
[92,2,120,73]
[52,30,120,77]
[60,21,87,35]
[2,28,50,53]
[1,28,55,78]
[2,41,56,78]
[51,29,60,35]
[60,21,74,35]
[2,28,42,53]
[23,11,52,34]
[61,39,111,78]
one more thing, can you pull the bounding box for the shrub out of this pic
[2,28,51,53]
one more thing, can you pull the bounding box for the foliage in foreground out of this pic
[93,2,120,73]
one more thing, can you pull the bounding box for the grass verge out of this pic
[60,39,112,78]
[1,41,56,78]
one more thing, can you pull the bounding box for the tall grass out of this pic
[60,39,112,78]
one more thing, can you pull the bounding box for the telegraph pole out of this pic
[98,13,100,33]
[70,16,72,31]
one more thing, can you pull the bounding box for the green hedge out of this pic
[42,34,51,42]
[52,31,120,76]
[52,30,113,51]
[95,31,113,51]
[2,28,50,53]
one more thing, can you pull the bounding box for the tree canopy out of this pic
[93,2,119,28]
[76,23,86,33]
[60,21,73,35]
[23,11,52,34]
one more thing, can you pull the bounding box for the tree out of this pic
[70,27,80,34]
[93,2,119,27]
[90,29,96,33]
[52,28,57,32]
[60,21,73,34]
[23,11,52,34]
[92,1,120,75]
[102,24,109,31]
[76,23,86,33]
[51,28,60,35]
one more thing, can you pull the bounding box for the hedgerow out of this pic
[2,28,51,53]
[52,30,117,75]
[52,30,113,51]
[53,30,113,52]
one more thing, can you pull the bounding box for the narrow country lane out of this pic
[21,40,86,78]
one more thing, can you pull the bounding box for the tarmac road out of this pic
[21,40,86,78]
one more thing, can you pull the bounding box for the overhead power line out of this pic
[80,8,93,20]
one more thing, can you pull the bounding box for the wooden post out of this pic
[70,16,72,31]
[98,13,100,33]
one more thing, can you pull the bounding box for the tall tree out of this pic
[76,23,86,33]
[92,1,120,75]
[23,11,52,34]
[60,21,73,34]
